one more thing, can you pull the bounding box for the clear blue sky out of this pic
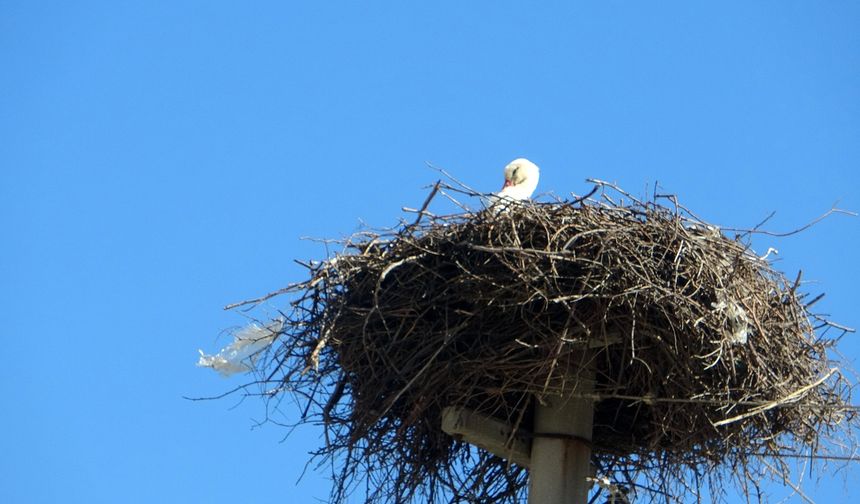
[2,1,858,503]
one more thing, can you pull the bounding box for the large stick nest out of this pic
[235,182,854,503]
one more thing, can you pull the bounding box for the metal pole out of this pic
[527,363,595,504]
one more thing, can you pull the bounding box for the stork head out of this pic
[499,158,540,200]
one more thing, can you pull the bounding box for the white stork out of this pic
[497,158,540,201]
[484,158,540,212]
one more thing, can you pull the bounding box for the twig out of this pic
[403,180,442,231]
[722,207,857,237]
[712,368,838,427]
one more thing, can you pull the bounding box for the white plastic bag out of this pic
[712,294,750,345]
[197,318,284,376]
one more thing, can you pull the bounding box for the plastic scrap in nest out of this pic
[198,318,284,377]
[711,291,751,345]
[588,475,631,504]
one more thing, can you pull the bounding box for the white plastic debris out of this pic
[587,475,631,504]
[712,293,750,345]
[758,247,779,261]
[197,318,284,376]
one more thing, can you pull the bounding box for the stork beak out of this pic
[502,179,513,189]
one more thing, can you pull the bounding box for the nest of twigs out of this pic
[233,181,854,503]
